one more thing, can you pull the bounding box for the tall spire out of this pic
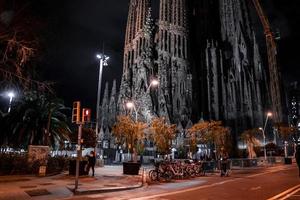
[101,82,109,128]
[144,7,154,38]
[109,80,117,127]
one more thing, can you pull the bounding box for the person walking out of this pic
[87,151,96,176]
[220,154,229,177]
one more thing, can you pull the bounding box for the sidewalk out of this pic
[0,165,142,200]
[0,164,290,200]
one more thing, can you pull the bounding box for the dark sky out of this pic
[30,0,300,113]
[38,0,129,112]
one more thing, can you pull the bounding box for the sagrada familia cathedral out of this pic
[99,0,280,145]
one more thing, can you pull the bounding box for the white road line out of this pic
[280,188,300,200]
[267,184,300,200]
[132,166,295,200]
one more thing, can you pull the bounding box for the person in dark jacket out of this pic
[220,154,229,177]
[87,151,96,176]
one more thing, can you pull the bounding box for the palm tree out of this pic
[240,129,260,159]
[1,91,71,149]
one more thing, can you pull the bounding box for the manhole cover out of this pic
[20,185,37,189]
[25,189,51,197]
[39,183,55,186]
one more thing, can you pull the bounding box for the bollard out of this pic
[142,168,147,186]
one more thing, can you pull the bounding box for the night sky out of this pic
[13,0,300,113]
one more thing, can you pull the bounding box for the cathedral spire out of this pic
[101,82,109,128]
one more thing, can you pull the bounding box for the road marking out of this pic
[267,184,300,200]
[132,166,296,200]
[280,188,300,200]
[250,186,261,191]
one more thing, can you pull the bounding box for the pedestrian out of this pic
[295,145,300,177]
[87,151,96,176]
[220,154,228,177]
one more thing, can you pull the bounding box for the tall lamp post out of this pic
[7,91,15,113]
[95,54,109,157]
[259,112,272,161]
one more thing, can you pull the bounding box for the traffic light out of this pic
[72,101,81,123]
[82,108,91,123]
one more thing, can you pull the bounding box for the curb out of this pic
[70,182,144,195]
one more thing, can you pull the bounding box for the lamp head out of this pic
[7,91,15,98]
[150,79,159,87]
[126,102,134,109]
[97,54,109,66]
[267,112,272,117]
[259,127,263,131]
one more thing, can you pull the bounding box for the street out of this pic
[69,165,300,200]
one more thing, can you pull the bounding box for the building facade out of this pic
[100,0,279,148]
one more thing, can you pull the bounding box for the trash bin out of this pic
[123,162,141,175]
[284,157,292,164]
[69,160,88,175]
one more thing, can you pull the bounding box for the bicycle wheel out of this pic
[149,170,159,181]
[163,171,173,182]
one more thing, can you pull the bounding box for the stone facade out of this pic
[101,0,273,140]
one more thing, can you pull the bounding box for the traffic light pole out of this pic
[75,123,83,191]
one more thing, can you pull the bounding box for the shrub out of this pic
[0,153,69,175]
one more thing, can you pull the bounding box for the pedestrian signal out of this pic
[82,108,91,123]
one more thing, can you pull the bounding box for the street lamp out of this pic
[6,91,15,113]
[126,101,138,122]
[259,127,267,161]
[259,112,272,161]
[125,79,159,122]
[95,53,109,157]
[146,79,159,93]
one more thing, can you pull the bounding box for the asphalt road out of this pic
[142,165,299,200]
[77,165,300,200]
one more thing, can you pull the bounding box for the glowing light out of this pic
[126,102,134,109]
[7,92,15,98]
[150,79,159,87]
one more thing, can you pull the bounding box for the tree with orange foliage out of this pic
[240,128,260,158]
[149,117,177,157]
[112,115,147,162]
[275,123,297,158]
[188,120,231,158]
[275,123,297,141]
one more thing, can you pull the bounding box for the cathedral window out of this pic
[128,52,131,68]
[160,30,163,50]
[177,99,180,110]
[139,37,142,55]
[165,0,168,21]
[164,30,168,51]
[168,33,171,53]
[178,35,181,58]
[174,34,177,56]
[178,0,181,26]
